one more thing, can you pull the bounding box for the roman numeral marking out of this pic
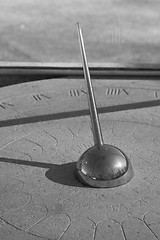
[69,90,80,97]
[106,88,128,96]
[69,89,87,97]
[122,89,129,95]
[106,88,120,95]
[0,102,14,109]
[33,95,41,101]
[33,94,50,101]
[81,90,87,95]
[154,91,158,98]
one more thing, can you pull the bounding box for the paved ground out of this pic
[0,0,160,63]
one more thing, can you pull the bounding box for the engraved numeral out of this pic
[69,90,80,97]
[106,88,128,96]
[0,102,14,109]
[33,94,50,101]
[81,89,87,95]
[106,88,120,95]
[154,91,158,98]
[69,89,87,97]
[122,89,129,95]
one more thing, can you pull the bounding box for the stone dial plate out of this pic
[1,79,160,240]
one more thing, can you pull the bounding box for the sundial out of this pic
[1,27,160,240]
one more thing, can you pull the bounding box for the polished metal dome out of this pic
[76,144,133,188]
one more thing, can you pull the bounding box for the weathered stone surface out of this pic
[1,79,160,239]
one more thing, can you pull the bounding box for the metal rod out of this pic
[77,23,103,149]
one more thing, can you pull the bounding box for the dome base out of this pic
[76,144,133,188]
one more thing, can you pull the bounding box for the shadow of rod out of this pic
[0,157,84,187]
[0,99,160,128]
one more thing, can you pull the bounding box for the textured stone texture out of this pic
[1,79,160,239]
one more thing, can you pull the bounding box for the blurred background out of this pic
[0,0,160,64]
